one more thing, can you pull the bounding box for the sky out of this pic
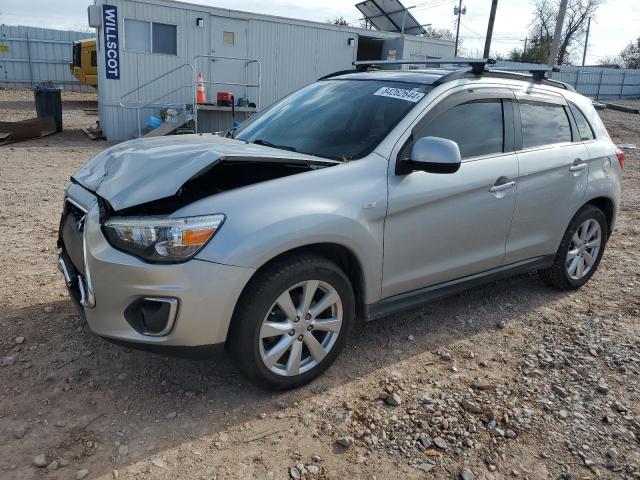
[1,0,638,64]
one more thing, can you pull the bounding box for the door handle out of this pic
[489,181,516,193]
[569,158,588,171]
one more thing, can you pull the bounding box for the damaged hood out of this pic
[72,134,336,211]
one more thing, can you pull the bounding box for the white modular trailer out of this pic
[90,0,454,141]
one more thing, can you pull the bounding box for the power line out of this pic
[460,22,482,36]
[461,23,522,40]
[413,1,455,14]
[491,39,525,44]
[414,0,456,8]
[585,52,608,59]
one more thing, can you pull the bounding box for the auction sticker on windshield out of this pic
[373,87,425,103]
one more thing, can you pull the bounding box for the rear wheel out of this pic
[539,205,607,290]
[227,254,354,389]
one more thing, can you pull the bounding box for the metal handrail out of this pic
[118,63,194,137]
[119,84,194,138]
[200,81,261,88]
[114,56,262,137]
[119,63,194,104]
[193,55,262,133]
[119,85,194,110]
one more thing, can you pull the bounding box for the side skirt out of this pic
[364,256,554,321]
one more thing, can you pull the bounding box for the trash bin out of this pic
[33,83,63,132]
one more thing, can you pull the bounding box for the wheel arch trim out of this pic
[226,242,368,342]
[581,195,616,235]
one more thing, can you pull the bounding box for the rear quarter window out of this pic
[569,103,595,141]
[520,102,572,149]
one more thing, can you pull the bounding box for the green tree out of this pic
[421,26,454,41]
[596,56,622,68]
[528,0,599,65]
[327,16,350,26]
[507,36,552,63]
[598,37,640,68]
[620,37,640,69]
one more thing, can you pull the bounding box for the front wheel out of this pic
[227,254,355,389]
[539,205,608,290]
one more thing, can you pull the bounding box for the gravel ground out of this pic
[0,91,638,480]
[0,88,100,148]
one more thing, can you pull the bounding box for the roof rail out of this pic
[434,67,575,91]
[353,58,496,75]
[490,65,560,81]
[317,69,364,81]
[321,60,575,92]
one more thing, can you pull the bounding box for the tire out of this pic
[226,253,355,389]
[539,205,608,290]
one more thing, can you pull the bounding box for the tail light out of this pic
[615,147,625,170]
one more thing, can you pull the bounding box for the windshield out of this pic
[235,79,432,160]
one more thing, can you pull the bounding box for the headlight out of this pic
[103,214,225,263]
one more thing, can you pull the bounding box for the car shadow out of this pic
[0,271,568,479]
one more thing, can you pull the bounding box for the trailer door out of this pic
[208,16,249,104]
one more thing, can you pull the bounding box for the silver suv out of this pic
[58,63,623,388]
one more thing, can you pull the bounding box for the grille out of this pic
[61,200,87,276]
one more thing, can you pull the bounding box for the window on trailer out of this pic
[124,19,177,55]
[223,31,235,45]
[153,23,177,54]
[125,19,151,52]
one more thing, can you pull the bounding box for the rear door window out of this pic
[520,102,572,149]
[416,100,504,159]
[568,103,595,141]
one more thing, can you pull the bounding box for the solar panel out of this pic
[356,0,426,36]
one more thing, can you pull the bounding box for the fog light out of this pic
[124,297,179,336]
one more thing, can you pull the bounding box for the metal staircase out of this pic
[118,56,262,138]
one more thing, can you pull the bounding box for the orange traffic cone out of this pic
[196,72,206,104]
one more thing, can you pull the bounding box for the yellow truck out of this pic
[70,39,98,88]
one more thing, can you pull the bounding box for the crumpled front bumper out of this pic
[58,187,255,347]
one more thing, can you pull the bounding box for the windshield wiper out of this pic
[252,139,297,152]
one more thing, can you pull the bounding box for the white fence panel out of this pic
[494,61,640,99]
[0,25,94,92]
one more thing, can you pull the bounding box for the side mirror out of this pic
[398,136,462,175]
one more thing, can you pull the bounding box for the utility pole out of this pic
[401,8,407,34]
[581,16,591,66]
[483,0,498,59]
[454,0,466,57]
[547,0,568,69]
[523,37,528,52]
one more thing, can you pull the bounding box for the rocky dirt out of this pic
[0,91,638,480]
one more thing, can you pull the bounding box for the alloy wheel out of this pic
[258,280,343,377]
[566,218,602,280]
